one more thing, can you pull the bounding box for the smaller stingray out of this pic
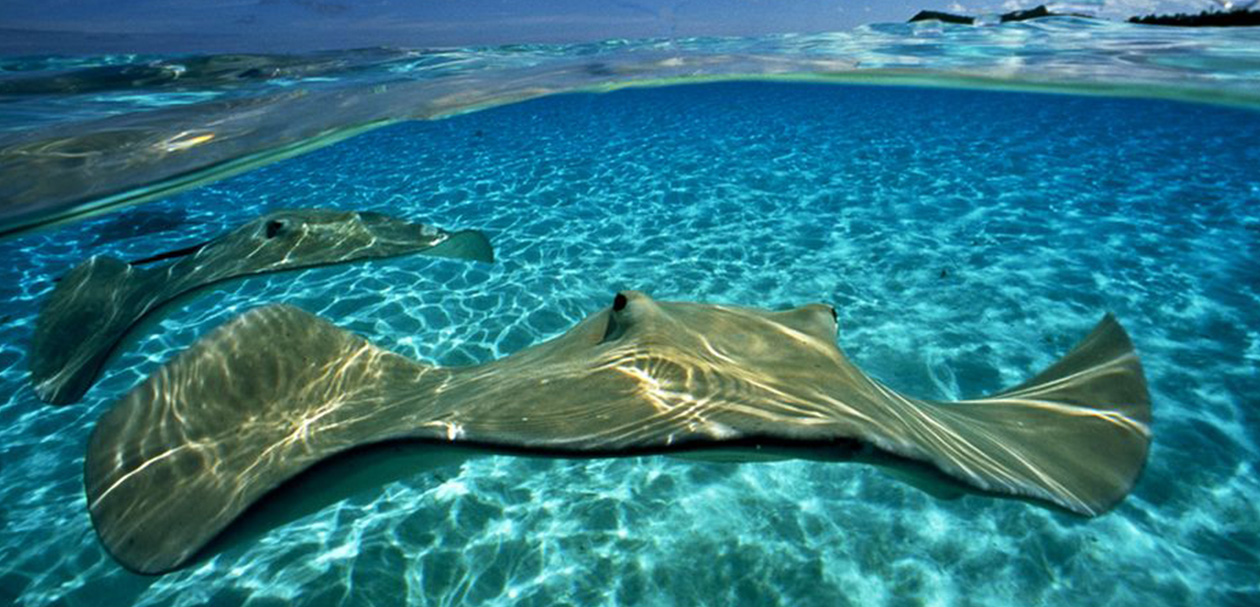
[30,209,494,405]
[86,291,1150,574]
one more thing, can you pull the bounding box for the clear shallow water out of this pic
[0,80,1257,606]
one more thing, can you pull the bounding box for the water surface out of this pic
[1,17,1259,607]
[3,17,1260,236]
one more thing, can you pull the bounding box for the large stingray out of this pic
[86,291,1150,574]
[30,209,494,405]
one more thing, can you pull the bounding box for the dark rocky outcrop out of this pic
[908,10,975,25]
[909,5,1090,25]
[1128,9,1260,27]
[1000,5,1053,22]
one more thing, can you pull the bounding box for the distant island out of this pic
[1128,9,1260,26]
[908,10,976,25]
[908,5,1091,25]
[909,4,1260,27]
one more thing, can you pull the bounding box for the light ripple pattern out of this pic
[0,80,1257,606]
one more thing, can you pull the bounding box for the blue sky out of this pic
[0,1,1219,54]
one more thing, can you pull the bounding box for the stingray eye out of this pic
[264,219,285,239]
[601,292,633,343]
[830,305,838,322]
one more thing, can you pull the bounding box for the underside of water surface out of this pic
[0,78,1257,606]
[4,18,1260,238]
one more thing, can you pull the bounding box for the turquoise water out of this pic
[2,80,1258,606]
[2,18,1260,607]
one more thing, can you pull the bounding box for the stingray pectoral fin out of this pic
[85,304,453,574]
[424,230,494,263]
[880,314,1151,516]
[30,256,148,404]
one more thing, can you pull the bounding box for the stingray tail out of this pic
[881,314,1151,516]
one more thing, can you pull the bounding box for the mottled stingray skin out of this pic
[30,209,494,405]
[86,291,1150,574]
